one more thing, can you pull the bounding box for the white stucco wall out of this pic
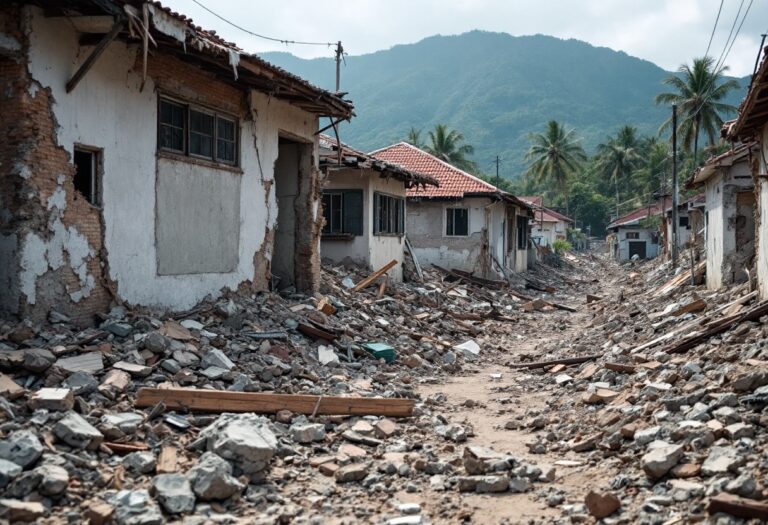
[321,169,406,282]
[615,228,659,261]
[705,172,726,290]
[761,124,768,300]
[25,9,319,309]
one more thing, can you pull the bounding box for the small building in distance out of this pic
[606,200,666,261]
[519,196,574,248]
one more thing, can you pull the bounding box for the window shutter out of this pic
[398,199,405,234]
[344,190,363,236]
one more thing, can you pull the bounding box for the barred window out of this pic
[446,208,469,236]
[374,193,405,235]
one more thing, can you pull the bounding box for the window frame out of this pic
[516,215,527,249]
[445,207,469,237]
[322,191,345,235]
[72,145,102,208]
[626,232,640,240]
[373,192,405,236]
[157,96,240,167]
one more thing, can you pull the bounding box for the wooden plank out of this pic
[404,236,424,282]
[669,298,707,317]
[297,322,336,342]
[351,260,398,292]
[707,493,768,520]
[156,446,178,474]
[135,388,415,418]
[586,294,603,303]
[66,22,122,93]
[605,362,636,374]
[508,354,601,370]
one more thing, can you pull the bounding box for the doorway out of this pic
[628,240,646,259]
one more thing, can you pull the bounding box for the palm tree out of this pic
[524,120,586,215]
[405,127,425,149]
[655,57,739,162]
[425,124,478,172]
[595,130,641,216]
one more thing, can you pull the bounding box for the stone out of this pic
[374,418,399,439]
[725,422,754,439]
[188,451,244,500]
[508,476,530,493]
[85,501,114,525]
[724,473,757,497]
[634,426,661,446]
[101,412,144,438]
[180,319,204,331]
[151,473,195,514]
[641,443,683,479]
[0,499,46,522]
[434,423,467,443]
[143,332,170,353]
[582,387,619,404]
[585,490,621,518]
[555,373,573,385]
[201,349,235,370]
[0,373,24,400]
[98,369,132,396]
[388,517,422,525]
[103,321,133,337]
[670,463,700,478]
[0,430,43,468]
[22,348,56,373]
[0,459,21,488]
[397,503,422,515]
[56,351,104,374]
[53,411,104,450]
[113,361,152,378]
[200,366,228,379]
[35,463,69,497]
[28,387,74,411]
[123,451,156,475]
[200,413,277,475]
[317,345,339,365]
[701,446,744,476]
[63,371,99,395]
[291,423,326,443]
[172,350,199,367]
[111,489,163,525]
[335,463,369,483]
[712,406,741,425]
[160,359,181,374]
[442,351,457,365]
[475,475,509,493]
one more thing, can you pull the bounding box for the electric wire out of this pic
[705,0,725,58]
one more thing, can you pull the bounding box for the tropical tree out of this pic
[655,57,740,163]
[405,127,425,149]
[425,124,478,172]
[524,120,586,215]
[595,127,642,216]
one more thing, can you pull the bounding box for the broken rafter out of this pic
[66,21,123,93]
[351,260,398,292]
[135,388,415,418]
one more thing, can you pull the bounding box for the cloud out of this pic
[164,0,768,76]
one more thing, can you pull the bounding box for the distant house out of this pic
[726,51,768,299]
[318,135,438,282]
[606,200,667,261]
[519,197,574,247]
[0,1,353,325]
[371,143,533,278]
[660,194,705,258]
[690,144,756,290]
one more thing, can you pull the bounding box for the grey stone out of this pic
[143,332,170,353]
[188,451,243,500]
[101,412,144,438]
[160,359,181,374]
[434,423,467,443]
[702,446,745,476]
[35,463,69,496]
[53,411,104,450]
[151,473,195,514]
[725,422,754,439]
[123,451,156,475]
[111,489,164,525]
[291,423,326,444]
[335,463,369,483]
[172,350,199,367]
[635,426,661,446]
[63,371,99,395]
[712,406,741,425]
[200,366,228,379]
[200,413,277,475]
[475,475,509,493]
[641,443,683,479]
[725,473,757,497]
[0,429,43,468]
[227,374,256,392]
[201,349,235,371]
[103,321,133,338]
[0,459,21,488]
[508,476,531,493]
[0,499,46,522]
[442,351,457,365]
[22,348,56,373]
[5,470,41,498]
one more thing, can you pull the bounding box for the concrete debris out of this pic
[150,473,195,514]
[0,430,43,468]
[187,451,244,500]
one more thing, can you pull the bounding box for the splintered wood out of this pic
[351,260,398,292]
[135,388,415,418]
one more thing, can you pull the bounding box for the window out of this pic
[679,216,689,228]
[158,97,238,165]
[73,147,100,206]
[322,190,363,236]
[626,232,639,239]
[446,208,469,236]
[516,217,527,249]
[374,193,405,235]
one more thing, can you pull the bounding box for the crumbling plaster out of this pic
[756,123,768,300]
[22,7,319,311]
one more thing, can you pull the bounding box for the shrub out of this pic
[552,239,572,254]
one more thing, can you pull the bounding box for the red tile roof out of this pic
[607,198,671,229]
[519,197,573,224]
[371,142,498,198]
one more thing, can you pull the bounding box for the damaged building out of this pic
[318,135,438,283]
[691,145,756,290]
[0,0,353,325]
[519,196,573,248]
[606,201,665,261]
[371,142,533,279]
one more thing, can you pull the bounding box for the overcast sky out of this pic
[163,0,768,76]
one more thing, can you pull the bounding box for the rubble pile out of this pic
[0,258,584,524]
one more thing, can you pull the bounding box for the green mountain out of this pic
[263,31,748,177]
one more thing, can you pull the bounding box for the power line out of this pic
[705,0,725,58]
[189,0,335,47]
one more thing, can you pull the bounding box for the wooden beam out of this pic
[351,259,398,292]
[135,388,415,417]
[508,354,601,370]
[707,493,768,520]
[66,21,122,93]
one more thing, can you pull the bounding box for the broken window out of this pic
[73,147,100,206]
[322,190,363,236]
[516,217,527,249]
[158,97,238,165]
[626,232,639,239]
[679,216,689,228]
[374,193,405,235]
[446,208,469,236]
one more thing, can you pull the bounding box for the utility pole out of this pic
[494,155,500,188]
[671,104,679,267]
[334,41,344,92]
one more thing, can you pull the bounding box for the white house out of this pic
[519,196,574,247]
[318,135,438,282]
[371,143,533,279]
[606,201,665,261]
[691,145,756,290]
[0,1,353,325]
